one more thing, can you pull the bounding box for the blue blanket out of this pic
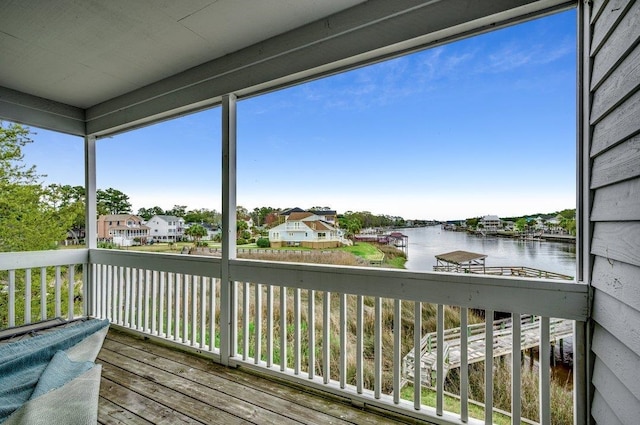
[0,319,109,423]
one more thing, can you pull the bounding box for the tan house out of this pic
[97,214,150,244]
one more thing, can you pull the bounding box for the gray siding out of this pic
[588,0,640,423]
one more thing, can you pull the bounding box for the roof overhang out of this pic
[0,0,575,138]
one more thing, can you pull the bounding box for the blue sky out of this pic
[24,9,577,221]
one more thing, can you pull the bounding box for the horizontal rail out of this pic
[230,259,588,321]
[90,249,221,277]
[0,249,88,269]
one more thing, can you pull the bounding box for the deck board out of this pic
[97,329,425,425]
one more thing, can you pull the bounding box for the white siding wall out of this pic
[588,0,640,423]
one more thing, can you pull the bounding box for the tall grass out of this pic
[236,284,573,424]
[0,267,84,329]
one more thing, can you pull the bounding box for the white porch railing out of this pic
[1,249,589,424]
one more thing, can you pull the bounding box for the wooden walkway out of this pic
[97,329,427,425]
[403,316,574,387]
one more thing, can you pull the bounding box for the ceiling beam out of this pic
[81,0,572,136]
[0,86,85,136]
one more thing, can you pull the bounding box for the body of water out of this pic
[402,226,576,278]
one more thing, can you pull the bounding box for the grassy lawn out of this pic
[400,385,514,425]
[340,243,384,261]
[82,240,405,268]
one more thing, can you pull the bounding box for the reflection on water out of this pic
[402,226,576,278]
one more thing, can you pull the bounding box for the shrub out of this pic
[256,237,270,248]
[236,238,248,245]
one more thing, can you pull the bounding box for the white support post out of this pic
[220,93,237,366]
[84,135,97,317]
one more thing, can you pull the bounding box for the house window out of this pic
[318,232,326,239]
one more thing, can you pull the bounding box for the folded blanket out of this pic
[0,319,109,423]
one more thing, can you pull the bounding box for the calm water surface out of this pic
[402,226,576,278]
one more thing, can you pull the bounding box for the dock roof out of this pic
[435,250,487,264]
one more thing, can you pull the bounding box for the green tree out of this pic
[185,223,208,245]
[45,184,86,244]
[251,206,277,227]
[515,218,528,232]
[97,188,132,215]
[0,122,73,251]
[236,205,250,220]
[339,212,362,239]
[184,208,221,227]
[137,206,165,220]
[166,205,187,217]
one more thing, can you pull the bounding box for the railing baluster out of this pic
[356,295,363,394]
[151,270,158,335]
[280,286,287,371]
[137,269,143,331]
[485,309,494,425]
[539,316,551,425]
[209,277,216,352]
[102,265,108,320]
[254,283,262,364]
[375,296,382,399]
[461,307,469,423]
[393,298,401,404]
[124,267,131,327]
[166,273,173,338]
[118,266,125,325]
[294,287,301,375]
[82,264,88,317]
[55,266,62,318]
[144,269,151,333]
[159,271,165,337]
[40,267,47,321]
[174,273,181,342]
[414,301,421,409]
[437,304,444,415]
[191,275,197,345]
[182,274,188,343]
[266,284,273,367]
[339,293,346,388]
[200,276,206,349]
[308,289,315,379]
[25,269,32,324]
[512,313,521,425]
[68,264,75,320]
[243,281,250,360]
[323,291,330,384]
[8,270,15,327]
[111,266,118,324]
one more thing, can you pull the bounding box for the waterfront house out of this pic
[480,215,501,233]
[1,1,638,423]
[145,215,185,242]
[268,212,343,248]
[96,214,150,245]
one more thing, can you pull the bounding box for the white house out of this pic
[145,215,185,242]
[269,212,343,248]
[479,215,501,233]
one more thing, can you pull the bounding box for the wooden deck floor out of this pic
[97,329,430,425]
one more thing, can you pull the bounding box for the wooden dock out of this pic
[402,315,574,387]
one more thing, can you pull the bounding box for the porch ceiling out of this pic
[0,0,573,136]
